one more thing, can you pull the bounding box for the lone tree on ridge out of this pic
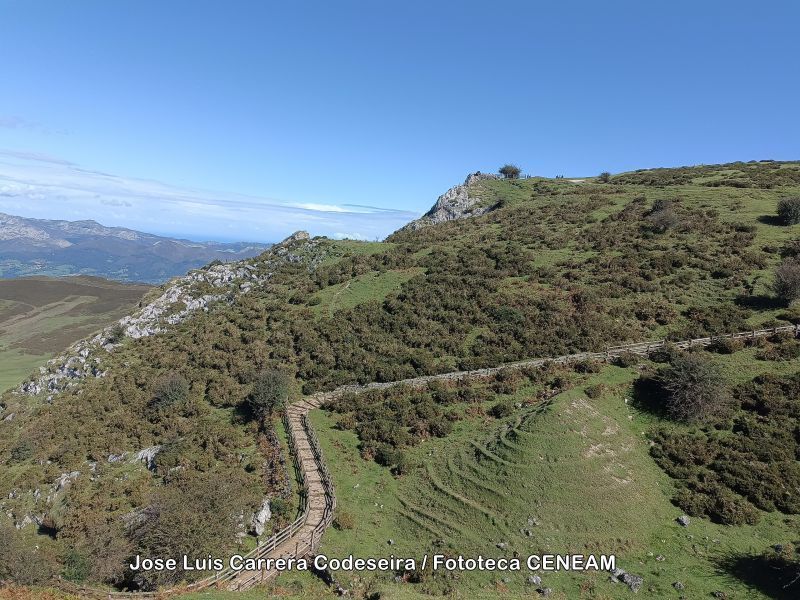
[499,164,522,179]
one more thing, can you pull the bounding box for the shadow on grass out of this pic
[630,375,670,419]
[735,294,784,310]
[758,215,787,226]
[715,549,800,600]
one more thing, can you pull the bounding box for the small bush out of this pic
[598,171,611,183]
[707,337,745,354]
[106,323,126,344]
[62,550,91,582]
[489,401,514,418]
[584,384,606,399]
[645,198,678,232]
[149,373,190,411]
[710,494,760,526]
[333,510,356,530]
[268,497,294,524]
[773,258,800,305]
[755,337,800,361]
[247,370,291,422]
[335,413,357,431]
[646,207,679,232]
[429,418,453,437]
[0,522,55,584]
[659,354,730,423]
[649,342,682,363]
[614,351,641,367]
[777,196,800,225]
[574,359,602,374]
[374,444,400,467]
[490,379,520,395]
[10,440,34,462]
[392,451,414,476]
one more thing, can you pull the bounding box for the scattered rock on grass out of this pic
[610,567,644,593]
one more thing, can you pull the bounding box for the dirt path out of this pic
[327,279,351,316]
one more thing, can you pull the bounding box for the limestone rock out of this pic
[52,471,80,492]
[133,446,161,471]
[400,172,498,232]
[610,567,644,593]
[250,499,272,536]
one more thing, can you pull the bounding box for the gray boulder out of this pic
[133,446,161,471]
[250,499,272,536]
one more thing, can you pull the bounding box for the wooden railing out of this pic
[193,412,314,591]
[51,324,799,597]
[223,411,336,591]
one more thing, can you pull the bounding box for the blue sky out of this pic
[1,0,798,242]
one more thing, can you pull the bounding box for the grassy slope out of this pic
[310,269,423,317]
[0,276,150,392]
[254,353,798,599]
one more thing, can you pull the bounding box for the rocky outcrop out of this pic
[400,172,499,232]
[15,232,319,399]
[134,446,161,471]
[250,499,272,536]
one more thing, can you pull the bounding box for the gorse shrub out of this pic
[651,372,800,525]
[774,257,800,305]
[333,510,356,530]
[489,401,514,418]
[247,370,291,422]
[659,354,729,423]
[584,383,606,398]
[707,337,745,354]
[645,198,679,232]
[149,372,189,411]
[777,196,800,225]
[0,522,55,585]
[613,351,641,367]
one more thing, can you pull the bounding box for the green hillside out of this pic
[299,349,800,600]
[1,161,800,597]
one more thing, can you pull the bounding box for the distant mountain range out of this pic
[0,212,271,283]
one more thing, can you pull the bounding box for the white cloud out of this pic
[332,232,369,240]
[100,198,133,207]
[0,150,419,242]
[293,202,353,213]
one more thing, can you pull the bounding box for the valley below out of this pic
[0,276,150,393]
